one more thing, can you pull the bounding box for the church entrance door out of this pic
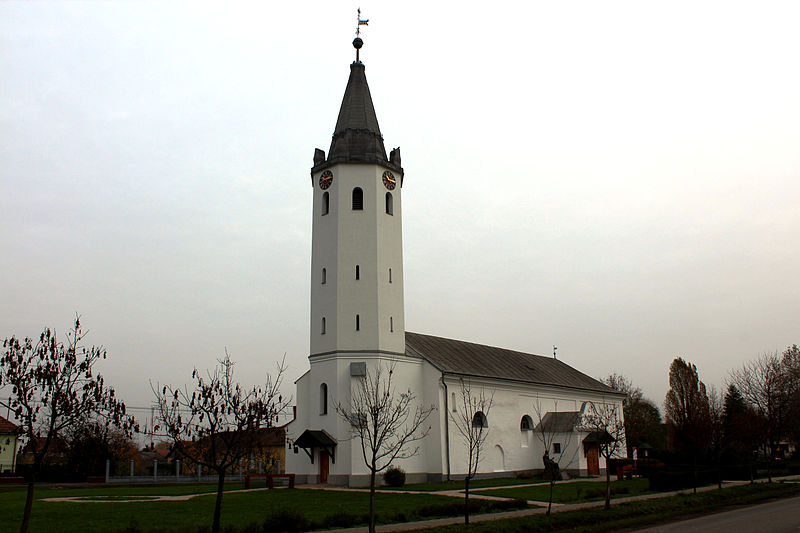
[586,445,600,476]
[319,450,329,484]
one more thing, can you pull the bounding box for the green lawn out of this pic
[474,478,653,503]
[383,475,545,492]
[0,483,491,533]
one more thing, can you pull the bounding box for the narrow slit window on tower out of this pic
[385,192,393,215]
[355,314,360,331]
[352,187,363,210]
[389,268,392,283]
[321,317,326,334]
[390,316,393,332]
[322,268,327,284]
[322,191,329,215]
[320,383,328,415]
[355,265,360,280]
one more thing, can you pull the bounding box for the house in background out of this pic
[0,416,20,473]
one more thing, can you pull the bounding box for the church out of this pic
[285,35,625,487]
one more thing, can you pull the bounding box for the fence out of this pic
[104,458,281,484]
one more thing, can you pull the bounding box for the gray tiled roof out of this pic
[534,411,582,433]
[405,332,620,395]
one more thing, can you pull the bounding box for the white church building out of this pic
[285,37,625,487]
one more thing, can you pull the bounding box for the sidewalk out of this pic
[314,475,800,533]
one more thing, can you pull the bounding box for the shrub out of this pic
[262,509,312,533]
[584,488,606,499]
[321,512,366,529]
[383,466,406,487]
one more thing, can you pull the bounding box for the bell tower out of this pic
[309,36,405,358]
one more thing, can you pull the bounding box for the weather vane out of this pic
[356,8,369,36]
[352,8,369,62]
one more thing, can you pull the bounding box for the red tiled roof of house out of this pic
[0,416,19,434]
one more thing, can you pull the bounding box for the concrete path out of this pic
[41,487,269,503]
[314,475,800,533]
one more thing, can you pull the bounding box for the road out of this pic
[632,495,800,533]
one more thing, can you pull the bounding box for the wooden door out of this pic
[587,445,600,476]
[319,451,329,484]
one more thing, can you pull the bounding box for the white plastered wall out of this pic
[310,163,404,357]
[441,376,626,478]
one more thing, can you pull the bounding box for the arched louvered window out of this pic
[472,411,488,428]
[322,192,329,215]
[352,187,363,210]
[520,415,533,431]
[385,192,393,215]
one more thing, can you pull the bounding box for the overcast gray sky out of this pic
[2,1,798,425]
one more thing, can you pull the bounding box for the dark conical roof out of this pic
[311,60,402,177]
[328,61,387,164]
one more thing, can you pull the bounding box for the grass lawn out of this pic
[474,478,653,503]
[426,482,800,532]
[383,475,545,492]
[0,483,488,533]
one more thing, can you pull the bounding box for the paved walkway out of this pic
[314,475,800,533]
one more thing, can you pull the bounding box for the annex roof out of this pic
[535,411,582,433]
[405,332,621,395]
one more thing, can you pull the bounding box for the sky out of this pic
[2,1,799,428]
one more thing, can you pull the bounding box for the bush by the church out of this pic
[383,465,406,487]
[260,510,311,533]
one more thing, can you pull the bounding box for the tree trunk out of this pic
[19,480,35,533]
[212,469,226,533]
[547,478,555,516]
[368,469,377,533]
[464,476,470,525]
[692,453,697,494]
[604,459,611,510]
[766,442,773,483]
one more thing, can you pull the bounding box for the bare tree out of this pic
[531,400,579,516]
[335,362,435,533]
[602,373,663,455]
[448,378,494,525]
[781,345,800,445]
[729,351,787,482]
[601,373,643,407]
[1,318,135,533]
[154,351,289,533]
[581,400,626,509]
[707,386,725,489]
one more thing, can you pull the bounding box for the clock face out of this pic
[382,171,397,190]
[319,170,333,190]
